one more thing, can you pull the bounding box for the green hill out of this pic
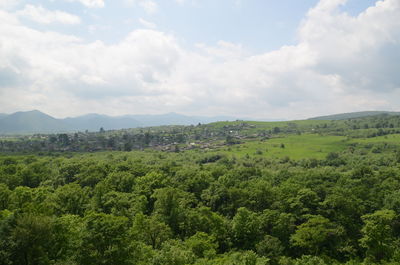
[0,110,68,134]
[309,111,400,120]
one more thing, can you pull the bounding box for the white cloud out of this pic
[64,0,104,8]
[125,0,158,14]
[0,0,400,119]
[138,18,156,29]
[196,41,247,60]
[298,0,400,94]
[0,0,19,9]
[140,0,157,13]
[88,24,111,34]
[17,5,81,25]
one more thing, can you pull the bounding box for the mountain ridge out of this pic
[0,110,69,134]
[308,111,400,120]
[3,110,400,134]
[0,110,236,134]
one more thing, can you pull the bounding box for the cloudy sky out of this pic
[0,0,399,120]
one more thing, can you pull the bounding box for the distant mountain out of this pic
[0,110,236,134]
[0,110,68,134]
[63,114,142,131]
[129,112,233,127]
[309,111,400,120]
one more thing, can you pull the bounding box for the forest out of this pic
[1,114,400,265]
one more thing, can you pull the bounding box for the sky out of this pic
[0,0,399,120]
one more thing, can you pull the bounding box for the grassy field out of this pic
[203,133,400,160]
[194,134,347,159]
[349,134,400,144]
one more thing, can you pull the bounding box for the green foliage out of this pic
[256,235,284,260]
[152,239,196,265]
[185,232,218,259]
[205,251,269,265]
[279,255,329,265]
[11,214,55,265]
[130,213,172,249]
[232,207,262,249]
[0,184,11,210]
[360,210,398,262]
[1,115,400,264]
[53,183,89,216]
[77,212,131,265]
[152,187,194,234]
[291,215,344,256]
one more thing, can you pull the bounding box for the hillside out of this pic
[0,110,68,134]
[1,113,400,156]
[309,111,400,120]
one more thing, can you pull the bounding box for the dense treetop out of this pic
[1,114,400,264]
